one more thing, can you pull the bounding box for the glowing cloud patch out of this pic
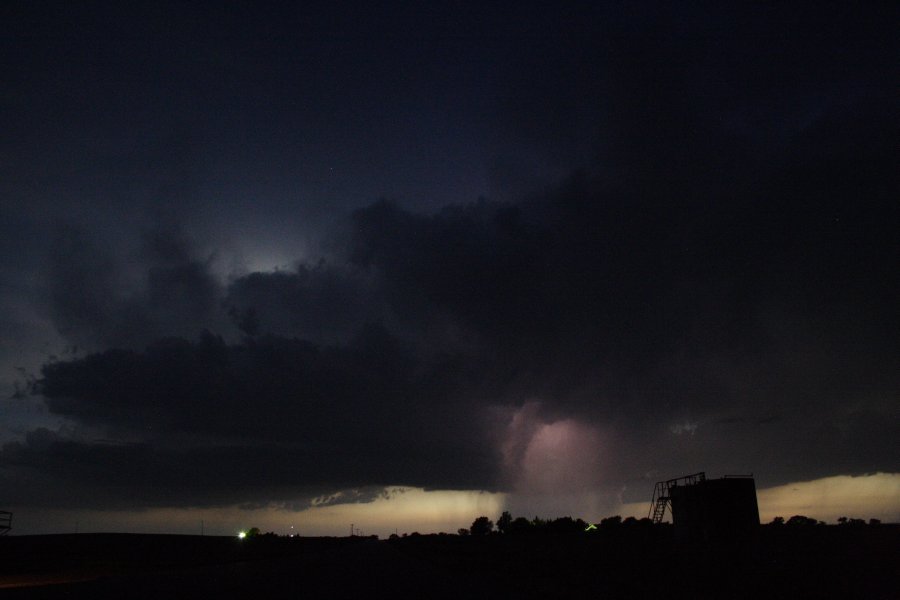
[498,401,617,520]
[520,419,605,493]
[500,402,607,495]
[669,421,698,436]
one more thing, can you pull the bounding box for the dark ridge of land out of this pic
[0,525,896,599]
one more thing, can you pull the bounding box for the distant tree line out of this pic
[461,513,887,537]
[768,515,883,527]
[464,512,658,536]
[243,513,887,542]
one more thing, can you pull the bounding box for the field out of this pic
[0,525,896,599]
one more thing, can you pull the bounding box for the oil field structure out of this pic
[649,472,760,540]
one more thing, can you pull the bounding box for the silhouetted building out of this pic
[650,472,759,540]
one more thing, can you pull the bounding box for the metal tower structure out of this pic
[648,472,706,523]
[0,511,11,535]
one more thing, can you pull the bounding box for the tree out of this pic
[497,511,512,534]
[599,515,622,530]
[508,517,532,535]
[548,517,582,534]
[470,516,494,536]
[786,515,817,527]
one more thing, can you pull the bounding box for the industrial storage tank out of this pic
[650,473,760,541]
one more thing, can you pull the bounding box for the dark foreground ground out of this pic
[0,525,896,599]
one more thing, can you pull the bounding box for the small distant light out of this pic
[584,523,597,532]
[238,531,247,539]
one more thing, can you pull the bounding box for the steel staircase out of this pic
[648,472,706,523]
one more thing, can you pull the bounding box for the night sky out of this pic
[2,3,898,535]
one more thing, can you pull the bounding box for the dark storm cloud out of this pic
[43,224,223,350]
[0,427,423,510]
[3,327,498,508]
[17,96,898,505]
[348,122,898,423]
[224,263,382,345]
[3,3,898,511]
